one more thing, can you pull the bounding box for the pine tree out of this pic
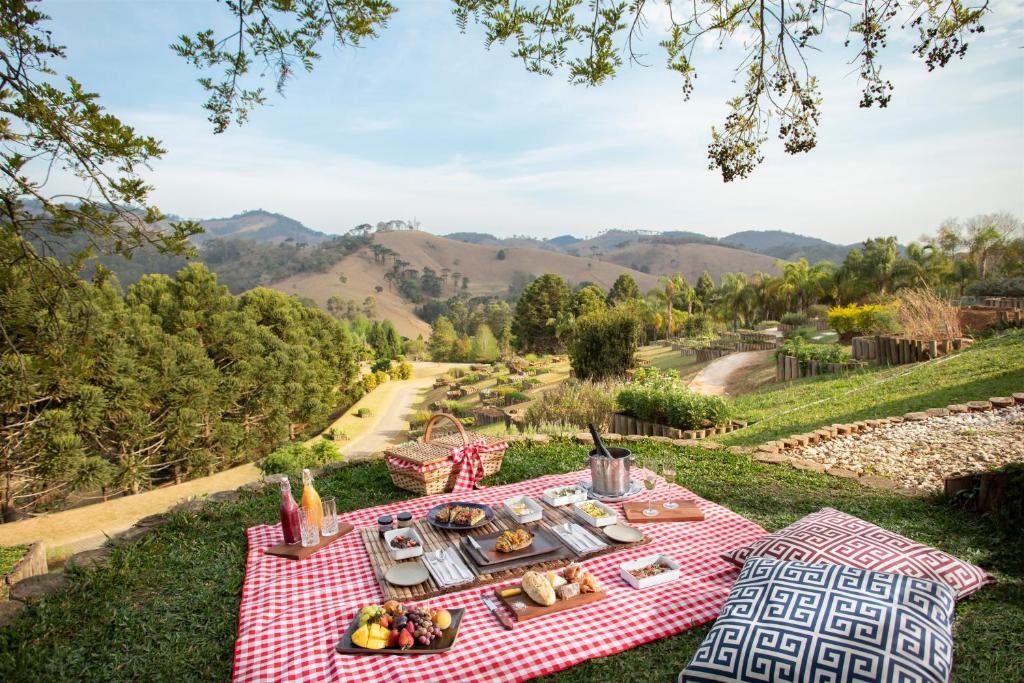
[512,273,572,354]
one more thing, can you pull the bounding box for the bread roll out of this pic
[521,571,556,606]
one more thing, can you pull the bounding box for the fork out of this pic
[433,549,452,583]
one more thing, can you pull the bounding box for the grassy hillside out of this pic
[192,209,330,245]
[720,330,1024,446]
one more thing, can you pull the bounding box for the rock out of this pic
[170,499,206,515]
[237,481,266,493]
[727,446,750,455]
[791,459,827,474]
[947,404,969,413]
[135,513,167,528]
[9,572,66,603]
[601,433,623,442]
[754,452,791,465]
[888,416,904,423]
[904,412,929,422]
[573,432,594,445]
[649,436,674,444]
[112,526,151,546]
[209,490,240,503]
[528,434,551,444]
[826,466,859,479]
[732,420,748,429]
[781,438,799,449]
[1012,393,1024,405]
[815,429,833,442]
[792,435,809,447]
[700,441,723,450]
[0,600,25,628]
[926,408,950,418]
[967,400,993,412]
[625,435,646,443]
[990,396,1014,408]
[64,547,112,571]
[757,442,781,454]
[859,475,897,490]
[836,425,853,435]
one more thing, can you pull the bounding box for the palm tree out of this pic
[651,274,688,338]
[779,258,833,311]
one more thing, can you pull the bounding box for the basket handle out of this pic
[423,413,469,445]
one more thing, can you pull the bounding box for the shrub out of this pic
[370,358,392,373]
[964,277,1024,298]
[827,303,901,336]
[503,390,529,405]
[755,320,780,330]
[259,441,342,476]
[615,368,730,430]
[408,411,432,428]
[776,337,851,370]
[896,289,962,340]
[568,307,643,381]
[436,400,472,416]
[355,407,371,418]
[807,304,830,319]
[360,372,379,392]
[389,358,413,380]
[682,312,717,338]
[780,312,809,326]
[524,380,619,430]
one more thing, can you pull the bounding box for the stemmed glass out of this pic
[662,464,678,509]
[642,460,659,517]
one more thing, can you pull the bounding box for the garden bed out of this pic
[609,413,745,440]
[851,335,972,364]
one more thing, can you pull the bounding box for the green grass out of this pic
[0,545,28,577]
[721,329,1024,446]
[0,439,1020,682]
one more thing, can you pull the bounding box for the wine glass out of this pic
[642,463,659,517]
[661,464,678,509]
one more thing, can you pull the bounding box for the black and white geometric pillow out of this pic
[680,557,956,683]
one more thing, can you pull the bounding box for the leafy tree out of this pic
[176,1,989,180]
[694,271,716,308]
[469,324,500,362]
[606,273,641,306]
[496,249,507,260]
[777,258,834,311]
[367,319,402,360]
[428,315,457,361]
[512,273,571,354]
[571,284,606,318]
[568,308,643,381]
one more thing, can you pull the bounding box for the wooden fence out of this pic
[997,309,1024,327]
[851,335,972,365]
[776,355,862,381]
[695,347,732,362]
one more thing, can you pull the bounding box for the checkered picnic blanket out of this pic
[232,469,766,682]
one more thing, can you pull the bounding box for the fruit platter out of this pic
[495,562,606,621]
[426,502,494,530]
[336,600,466,656]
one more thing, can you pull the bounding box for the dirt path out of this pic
[687,350,775,396]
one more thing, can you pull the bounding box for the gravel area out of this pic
[791,406,1024,492]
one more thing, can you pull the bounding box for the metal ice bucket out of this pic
[587,447,633,496]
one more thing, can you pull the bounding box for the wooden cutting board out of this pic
[496,588,606,621]
[622,501,704,523]
[264,523,355,560]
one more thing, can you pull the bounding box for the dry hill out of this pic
[272,230,660,337]
[600,242,780,281]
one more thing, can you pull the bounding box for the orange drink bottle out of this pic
[301,468,323,532]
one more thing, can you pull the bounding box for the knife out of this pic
[480,595,515,630]
[467,535,485,554]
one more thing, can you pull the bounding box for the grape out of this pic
[418,636,429,645]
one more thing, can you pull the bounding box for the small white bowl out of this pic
[384,527,424,560]
[503,495,543,523]
[542,485,588,507]
[619,554,680,589]
[572,500,617,527]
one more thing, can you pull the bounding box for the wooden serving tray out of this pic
[496,588,606,621]
[361,499,650,603]
[622,501,704,524]
[335,608,466,655]
[462,527,562,566]
[264,523,355,560]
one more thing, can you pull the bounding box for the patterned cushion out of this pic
[722,507,991,600]
[680,557,956,683]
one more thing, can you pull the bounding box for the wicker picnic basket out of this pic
[385,413,507,495]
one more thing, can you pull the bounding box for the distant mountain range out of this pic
[191,209,331,245]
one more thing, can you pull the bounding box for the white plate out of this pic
[503,495,543,524]
[384,561,429,586]
[580,479,644,502]
[572,500,617,527]
[541,486,588,507]
[603,524,643,543]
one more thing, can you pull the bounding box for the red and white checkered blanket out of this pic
[232,469,766,682]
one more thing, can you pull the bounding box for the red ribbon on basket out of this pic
[449,438,508,491]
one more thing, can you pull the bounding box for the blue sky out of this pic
[44,0,1024,243]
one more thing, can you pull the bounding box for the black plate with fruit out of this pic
[335,602,466,656]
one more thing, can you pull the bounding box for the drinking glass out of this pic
[299,508,320,547]
[642,464,659,517]
[662,465,678,509]
[321,497,339,537]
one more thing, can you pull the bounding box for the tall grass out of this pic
[897,288,963,340]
